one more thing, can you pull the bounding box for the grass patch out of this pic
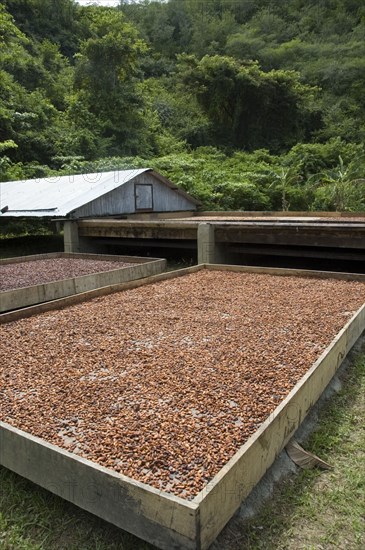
[0,345,364,549]
[0,469,153,549]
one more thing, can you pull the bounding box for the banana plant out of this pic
[268,166,303,211]
[311,156,365,211]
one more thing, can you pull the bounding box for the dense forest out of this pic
[1,0,365,211]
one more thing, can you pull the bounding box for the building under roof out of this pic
[0,168,199,218]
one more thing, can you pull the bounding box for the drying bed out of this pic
[0,257,139,291]
[0,252,166,313]
[1,265,365,549]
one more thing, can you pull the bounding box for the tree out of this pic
[71,9,150,156]
[178,54,321,152]
[189,9,238,57]
[0,139,18,182]
[0,5,64,164]
[140,76,211,153]
[5,0,82,58]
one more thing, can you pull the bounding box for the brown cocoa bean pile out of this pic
[0,258,137,292]
[1,270,364,499]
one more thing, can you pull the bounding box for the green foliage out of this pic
[311,155,365,211]
[0,0,364,212]
[0,139,18,182]
[140,148,276,210]
[141,76,211,153]
[71,8,151,157]
[0,4,70,169]
[284,139,365,179]
[55,141,364,212]
[178,54,320,151]
[5,0,83,58]
[266,167,305,211]
[0,140,17,154]
[119,0,365,149]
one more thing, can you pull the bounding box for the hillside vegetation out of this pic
[1,0,365,211]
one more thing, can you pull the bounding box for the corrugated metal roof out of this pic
[0,169,149,217]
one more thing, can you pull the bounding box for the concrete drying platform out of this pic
[0,252,166,313]
[74,214,365,267]
[0,265,364,549]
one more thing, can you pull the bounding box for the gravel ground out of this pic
[1,270,364,499]
[0,258,137,292]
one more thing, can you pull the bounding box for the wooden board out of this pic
[0,423,199,550]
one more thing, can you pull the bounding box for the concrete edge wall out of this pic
[0,252,161,265]
[126,211,195,220]
[0,423,198,550]
[206,263,365,282]
[194,211,365,218]
[61,252,163,264]
[197,222,365,263]
[0,257,166,313]
[78,220,199,229]
[114,211,365,220]
[195,303,365,549]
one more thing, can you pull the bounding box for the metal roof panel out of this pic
[0,169,149,217]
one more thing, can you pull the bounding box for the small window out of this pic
[135,184,153,211]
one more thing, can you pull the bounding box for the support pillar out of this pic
[198,223,217,264]
[63,220,79,253]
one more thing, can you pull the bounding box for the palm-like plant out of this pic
[313,156,365,211]
[268,166,303,211]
